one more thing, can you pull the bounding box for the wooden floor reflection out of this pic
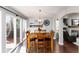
[29,40,78,53]
[54,40,78,53]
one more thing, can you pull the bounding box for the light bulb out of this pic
[38,19,42,22]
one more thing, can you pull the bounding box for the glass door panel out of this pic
[6,14,14,52]
[16,19,20,44]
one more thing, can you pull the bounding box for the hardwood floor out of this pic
[54,40,78,53]
[28,40,78,53]
[62,41,78,53]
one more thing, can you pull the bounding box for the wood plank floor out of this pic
[54,40,78,53]
[29,40,78,53]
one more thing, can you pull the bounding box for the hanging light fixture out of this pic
[38,9,42,23]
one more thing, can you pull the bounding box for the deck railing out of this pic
[8,38,26,53]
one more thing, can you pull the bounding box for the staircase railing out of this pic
[8,38,26,53]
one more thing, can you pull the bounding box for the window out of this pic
[16,19,20,44]
[56,20,59,31]
[23,20,27,38]
[72,19,79,26]
[6,14,14,52]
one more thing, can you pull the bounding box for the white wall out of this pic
[59,18,64,45]
[0,10,6,53]
[27,18,55,33]
[0,10,2,53]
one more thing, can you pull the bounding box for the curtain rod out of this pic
[0,6,18,16]
[0,6,28,19]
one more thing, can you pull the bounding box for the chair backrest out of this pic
[63,31,70,40]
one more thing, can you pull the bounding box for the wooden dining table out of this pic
[26,31,54,52]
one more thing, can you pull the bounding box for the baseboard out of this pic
[58,42,64,45]
[73,42,79,46]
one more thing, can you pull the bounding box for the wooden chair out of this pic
[26,31,54,53]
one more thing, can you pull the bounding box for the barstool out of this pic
[45,38,51,52]
[35,38,45,53]
[30,38,37,52]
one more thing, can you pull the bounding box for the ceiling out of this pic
[11,6,70,18]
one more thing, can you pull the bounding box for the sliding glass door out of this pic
[16,19,20,44]
[6,14,14,52]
